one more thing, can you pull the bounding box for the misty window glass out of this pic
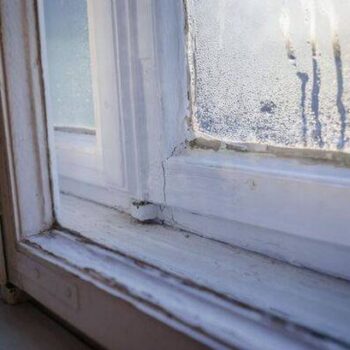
[187,0,350,153]
[43,0,95,129]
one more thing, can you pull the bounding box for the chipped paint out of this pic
[190,134,350,167]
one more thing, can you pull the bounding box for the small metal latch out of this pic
[130,200,158,222]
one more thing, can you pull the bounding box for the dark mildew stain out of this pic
[260,100,276,114]
[311,43,324,147]
[285,39,297,66]
[333,37,347,149]
[296,72,309,146]
[285,39,309,146]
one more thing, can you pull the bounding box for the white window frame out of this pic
[39,0,350,279]
[39,0,132,211]
[1,1,350,349]
[139,0,350,280]
[88,0,350,280]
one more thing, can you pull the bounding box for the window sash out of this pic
[1,0,349,281]
[38,0,126,207]
[1,2,350,349]
[140,1,350,279]
[41,0,350,279]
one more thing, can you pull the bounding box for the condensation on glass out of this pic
[43,0,95,129]
[187,0,350,153]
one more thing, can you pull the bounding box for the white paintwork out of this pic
[0,0,54,238]
[39,0,128,208]
[55,131,103,187]
[59,194,350,346]
[166,205,350,281]
[1,1,350,349]
[106,0,350,279]
[130,201,159,222]
[0,2,217,348]
[38,0,350,280]
[161,150,350,279]
[18,229,348,350]
[36,0,61,217]
[54,130,133,212]
[87,0,125,190]
[12,244,208,350]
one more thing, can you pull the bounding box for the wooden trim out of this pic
[0,0,54,241]
[135,0,350,280]
[0,217,8,285]
[162,150,350,279]
[12,239,210,350]
[1,1,349,349]
[57,193,350,348]
[14,228,349,350]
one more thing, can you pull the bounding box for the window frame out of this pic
[0,1,215,348]
[38,0,131,210]
[1,1,350,349]
[139,0,350,280]
[39,0,350,279]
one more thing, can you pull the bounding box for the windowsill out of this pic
[21,194,350,349]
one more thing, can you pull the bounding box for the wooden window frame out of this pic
[1,1,350,349]
[141,0,350,279]
[39,0,129,211]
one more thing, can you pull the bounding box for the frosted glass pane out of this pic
[43,0,95,129]
[188,0,350,152]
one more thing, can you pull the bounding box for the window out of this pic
[44,0,95,130]
[41,0,350,279]
[187,0,350,154]
[1,1,350,349]
[161,0,350,279]
[40,0,126,210]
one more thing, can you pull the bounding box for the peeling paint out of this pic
[23,229,350,349]
[190,135,350,167]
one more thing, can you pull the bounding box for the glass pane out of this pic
[187,0,350,153]
[43,0,95,129]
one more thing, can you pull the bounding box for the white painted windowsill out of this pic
[20,194,350,349]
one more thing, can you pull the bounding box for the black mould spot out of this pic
[286,40,296,66]
[260,100,276,114]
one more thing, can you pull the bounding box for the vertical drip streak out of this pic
[311,43,324,147]
[297,72,309,146]
[333,37,347,149]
